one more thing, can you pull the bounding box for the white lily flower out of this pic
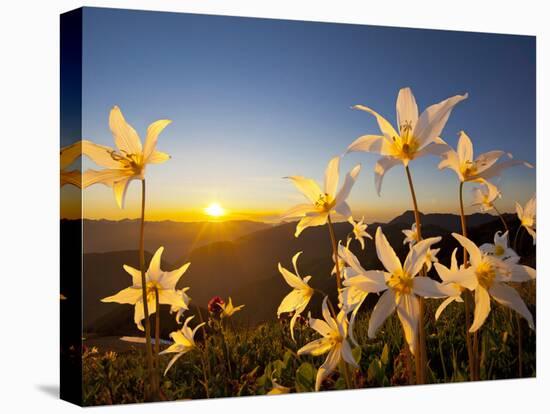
[402,223,419,245]
[348,87,467,194]
[438,131,532,184]
[424,247,440,272]
[433,248,475,320]
[451,233,535,332]
[220,297,245,318]
[348,216,372,250]
[81,106,172,208]
[516,195,536,245]
[170,287,192,324]
[60,141,82,187]
[297,297,358,391]
[101,247,190,331]
[339,244,387,345]
[367,227,448,354]
[282,156,361,237]
[277,252,314,341]
[332,240,352,279]
[160,316,205,376]
[471,181,501,212]
[480,231,519,263]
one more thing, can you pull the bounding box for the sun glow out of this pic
[204,202,226,217]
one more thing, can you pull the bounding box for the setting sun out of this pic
[204,202,226,217]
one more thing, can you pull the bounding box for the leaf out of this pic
[295,362,316,393]
[381,343,390,366]
[367,359,386,385]
[352,346,362,365]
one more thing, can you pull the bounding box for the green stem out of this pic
[459,181,477,381]
[404,165,426,385]
[493,204,509,233]
[327,214,342,290]
[139,179,156,399]
[154,288,160,394]
[340,361,353,389]
[220,320,232,379]
[516,313,523,377]
[513,225,522,253]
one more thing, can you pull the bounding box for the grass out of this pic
[82,283,536,405]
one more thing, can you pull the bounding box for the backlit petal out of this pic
[81,140,120,168]
[324,156,340,198]
[452,233,482,267]
[397,294,419,355]
[368,289,396,338]
[470,286,491,332]
[143,119,172,161]
[147,150,171,164]
[489,283,534,329]
[101,287,142,304]
[334,164,361,206]
[413,93,468,146]
[352,105,399,140]
[315,346,341,391]
[109,106,142,155]
[374,156,401,196]
[295,213,328,237]
[375,227,402,275]
[286,176,323,204]
[396,87,419,131]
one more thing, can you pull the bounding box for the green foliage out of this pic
[295,362,316,392]
[82,291,536,405]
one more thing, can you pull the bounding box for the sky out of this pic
[66,7,536,222]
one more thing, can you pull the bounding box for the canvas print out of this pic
[60,7,536,406]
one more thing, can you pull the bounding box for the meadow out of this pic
[81,290,535,405]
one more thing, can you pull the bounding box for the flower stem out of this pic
[404,165,427,385]
[139,179,156,399]
[493,204,509,233]
[154,288,161,393]
[219,320,233,379]
[516,312,523,377]
[512,224,524,256]
[327,214,342,290]
[340,361,353,389]
[459,181,477,381]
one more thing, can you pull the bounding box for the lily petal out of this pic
[295,212,328,237]
[286,176,323,204]
[396,87,419,131]
[143,119,172,161]
[315,346,341,391]
[324,156,340,199]
[81,140,120,168]
[396,294,419,355]
[352,104,399,140]
[470,286,491,332]
[101,287,142,304]
[489,283,534,330]
[333,164,361,206]
[375,227,402,275]
[413,93,468,146]
[374,156,401,196]
[368,289,396,338]
[109,106,143,155]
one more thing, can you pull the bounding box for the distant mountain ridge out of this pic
[75,211,520,334]
[387,210,513,233]
[79,218,272,263]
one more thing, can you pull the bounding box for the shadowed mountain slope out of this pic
[78,211,522,333]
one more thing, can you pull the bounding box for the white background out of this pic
[0,0,546,412]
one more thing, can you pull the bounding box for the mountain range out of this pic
[66,211,527,336]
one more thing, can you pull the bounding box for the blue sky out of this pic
[77,7,536,222]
